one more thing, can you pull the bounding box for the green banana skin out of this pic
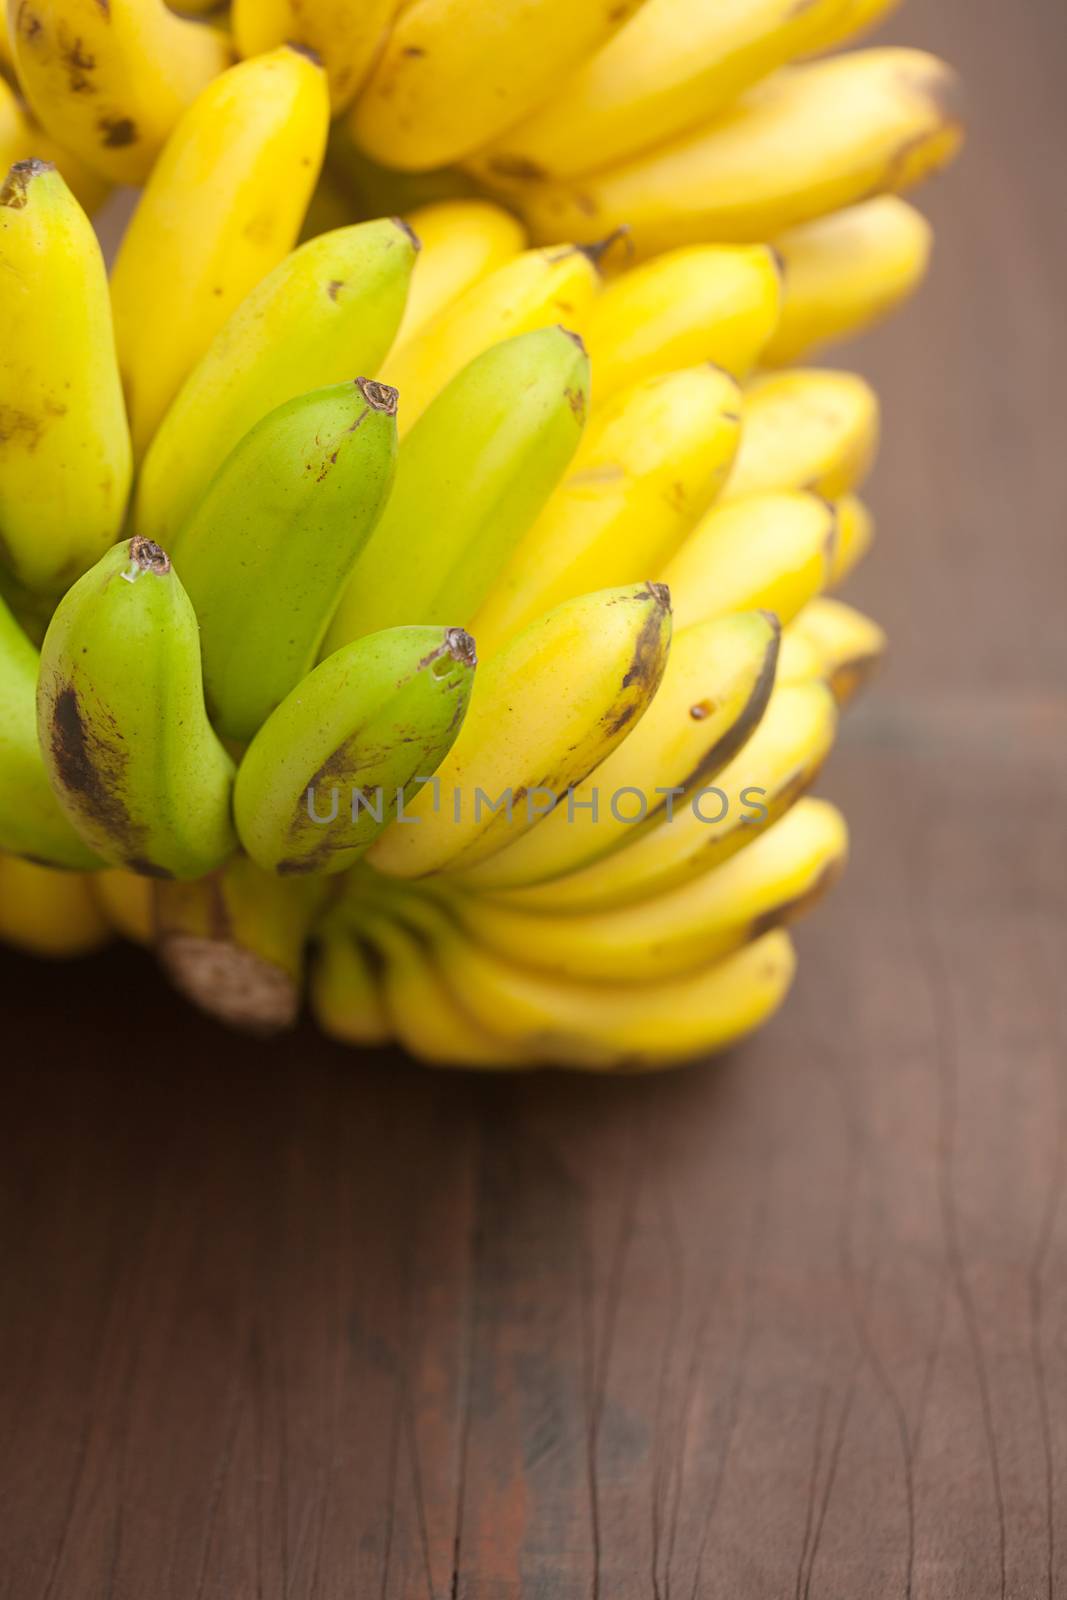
[36,537,237,880]
[234,624,477,876]
[171,377,399,743]
[0,592,100,869]
[322,325,590,654]
[135,217,419,550]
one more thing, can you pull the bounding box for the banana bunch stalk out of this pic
[0,10,959,1069]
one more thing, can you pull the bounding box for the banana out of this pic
[582,244,782,398]
[377,243,601,434]
[0,853,112,957]
[449,797,847,983]
[514,49,963,257]
[774,627,822,686]
[310,921,393,1047]
[233,0,400,112]
[457,610,780,892]
[366,583,673,880]
[468,364,742,658]
[800,0,902,53]
[392,199,526,354]
[722,369,879,501]
[0,588,100,867]
[0,161,131,595]
[323,327,589,652]
[90,867,153,944]
[468,0,851,184]
[0,75,111,211]
[0,6,11,67]
[349,0,643,172]
[492,679,837,913]
[829,494,873,586]
[172,378,398,743]
[154,860,325,1033]
[110,46,330,455]
[135,217,417,549]
[7,0,230,186]
[234,625,477,876]
[36,536,237,879]
[785,597,887,705]
[663,490,836,632]
[765,197,932,365]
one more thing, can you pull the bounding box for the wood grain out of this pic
[2,1,1066,1594]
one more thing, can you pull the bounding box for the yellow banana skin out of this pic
[393,199,526,354]
[0,161,131,595]
[458,611,780,893]
[110,46,330,455]
[136,216,418,550]
[233,0,400,112]
[514,49,963,257]
[765,197,932,365]
[800,0,902,54]
[0,75,110,211]
[234,626,477,877]
[786,597,887,705]
[377,244,601,435]
[325,327,589,652]
[349,0,644,172]
[7,0,230,185]
[583,244,782,398]
[367,583,673,880]
[449,797,848,984]
[90,867,153,945]
[0,853,112,957]
[829,494,873,586]
[310,923,393,1048]
[37,537,237,879]
[723,369,880,502]
[469,364,742,658]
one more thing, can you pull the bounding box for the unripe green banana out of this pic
[171,377,399,743]
[322,326,589,653]
[0,591,100,869]
[136,217,419,550]
[36,537,237,880]
[234,625,478,876]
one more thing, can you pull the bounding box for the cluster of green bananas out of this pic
[0,3,961,1069]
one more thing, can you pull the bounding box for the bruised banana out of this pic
[392,199,527,353]
[469,364,742,658]
[786,597,887,705]
[137,217,418,550]
[0,853,112,958]
[0,161,131,595]
[234,626,477,877]
[233,0,401,112]
[366,584,673,879]
[722,369,880,501]
[36,537,237,879]
[324,326,588,651]
[172,378,398,743]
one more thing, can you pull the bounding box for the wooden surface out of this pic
[2,2,1066,1595]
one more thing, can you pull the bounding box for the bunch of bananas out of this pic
[0,2,961,1069]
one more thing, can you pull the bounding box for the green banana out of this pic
[135,217,419,550]
[322,325,589,653]
[234,625,478,876]
[36,536,237,880]
[171,377,399,743]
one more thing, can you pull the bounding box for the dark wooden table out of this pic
[2,3,1065,1595]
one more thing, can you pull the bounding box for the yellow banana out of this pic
[829,494,873,586]
[233,0,400,112]
[349,0,643,172]
[515,49,963,257]
[0,160,131,595]
[378,243,602,435]
[785,597,887,705]
[366,583,673,880]
[7,0,230,185]
[90,867,154,945]
[0,6,11,67]
[0,75,110,211]
[110,46,330,455]
[450,797,847,983]
[800,0,902,54]
[722,369,879,501]
[765,197,932,365]
[310,921,393,1047]
[582,244,782,399]
[0,853,112,958]
[774,627,822,686]
[469,365,742,657]
[392,199,526,354]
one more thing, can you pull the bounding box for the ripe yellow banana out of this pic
[233,0,400,112]
[785,597,887,705]
[800,0,902,54]
[583,244,782,399]
[0,853,112,957]
[135,216,417,549]
[0,161,131,595]
[829,494,873,586]
[723,369,879,501]
[90,867,154,945]
[469,364,742,657]
[449,796,847,983]
[457,610,780,892]
[0,75,110,211]
[514,49,963,257]
[392,199,526,353]
[774,627,822,686]
[110,46,330,455]
[366,583,673,880]
[7,0,230,185]
[378,243,601,435]
[349,0,643,171]
[310,921,393,1047]
[765,197,932,365]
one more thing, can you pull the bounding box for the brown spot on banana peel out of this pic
[621,582,671,691]
[99,116,137,148]
[391,216,421,253]
[284,39,324,67]
[49,682,144,856]
[678,618,780,791]
[0,159,54,209]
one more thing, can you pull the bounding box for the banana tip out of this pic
[392,216,422,253]
[128,536,171,576]
[444,628,477,669]
[356,377,399,416]
[0,159,56,209]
